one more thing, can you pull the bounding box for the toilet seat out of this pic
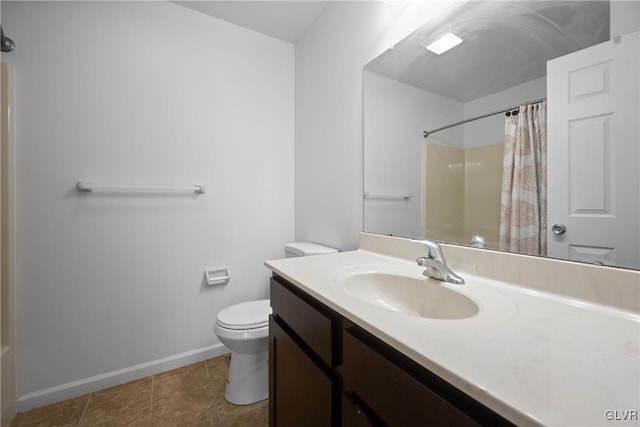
[212,242,338,405]
[216,299,271,330]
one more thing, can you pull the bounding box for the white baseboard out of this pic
[16,343,229,413]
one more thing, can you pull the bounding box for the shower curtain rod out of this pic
[422,97,546,138]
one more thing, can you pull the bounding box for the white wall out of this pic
[294,2,395,251]
[294,0,458,251]
[2,1,294,409]
[611,0,640,37]
[363,71,462,237]
[463,76,547,149]
[302,0,546,248]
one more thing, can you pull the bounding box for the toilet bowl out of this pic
[214,242,338,405]
[214,299,271,405]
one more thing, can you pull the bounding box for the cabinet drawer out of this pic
[270,276,338,366]
[343,329,480,427]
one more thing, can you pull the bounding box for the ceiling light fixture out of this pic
[424,33,463,55]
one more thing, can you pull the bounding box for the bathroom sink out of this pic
[342,272,479,319]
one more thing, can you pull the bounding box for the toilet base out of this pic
[224,351,269,405]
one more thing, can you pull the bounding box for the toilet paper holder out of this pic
[204,267,230,286]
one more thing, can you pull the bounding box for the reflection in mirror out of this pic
[363,1,640,269]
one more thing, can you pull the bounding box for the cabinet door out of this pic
[269,316,333,427]
[342,393,384,427]
[343,330,480,427]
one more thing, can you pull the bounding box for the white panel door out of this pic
[547,32,639,269]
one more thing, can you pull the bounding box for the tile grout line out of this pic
[77,393,92,427]
[206,358,227,427]
[148,375,155,426]
[204,359,213,395]
[203,360,219,425]
[205,360,217,401]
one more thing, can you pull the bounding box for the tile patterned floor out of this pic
[10,354,268,427]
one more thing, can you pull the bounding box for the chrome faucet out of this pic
[412,239,465,285]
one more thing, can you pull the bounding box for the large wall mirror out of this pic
[364,1,640,270]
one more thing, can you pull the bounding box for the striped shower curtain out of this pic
[498,101,547,256]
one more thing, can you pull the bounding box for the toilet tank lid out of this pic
[284,242,338,257]
[217,299,272,329]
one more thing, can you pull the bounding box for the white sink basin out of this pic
[342,272,479,319]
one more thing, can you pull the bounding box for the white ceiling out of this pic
[365,1,611,102]
[174,1,612,102]
[173,1,329,43]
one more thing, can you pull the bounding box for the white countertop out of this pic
[265,249,640,427]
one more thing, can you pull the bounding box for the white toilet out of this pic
[214,242,338,405]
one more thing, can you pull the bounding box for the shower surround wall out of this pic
[423,143,503,248]
[364,70,546,244]
[2,1,294,410]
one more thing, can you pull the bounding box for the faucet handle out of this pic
[410,239,446,262]
[411,239,464,285]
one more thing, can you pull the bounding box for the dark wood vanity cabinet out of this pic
[269,275,514,427]
[342,328,483,427]
[269,317,333,427]
[269,275,341,427]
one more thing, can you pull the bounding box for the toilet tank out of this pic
[284,242,338,258]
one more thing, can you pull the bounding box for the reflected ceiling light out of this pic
[424,32,463,55]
